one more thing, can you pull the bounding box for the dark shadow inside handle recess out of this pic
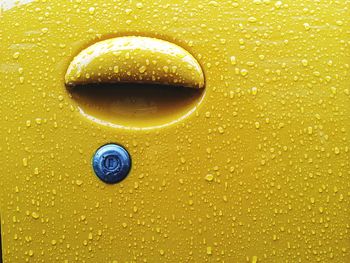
[68,83,204,127]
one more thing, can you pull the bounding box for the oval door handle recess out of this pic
[65,36,205,129]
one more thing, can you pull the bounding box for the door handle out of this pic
[65,36,205,129]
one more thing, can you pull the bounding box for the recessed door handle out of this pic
[64,36,205,129]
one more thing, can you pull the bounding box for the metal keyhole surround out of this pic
[92,144,131,184]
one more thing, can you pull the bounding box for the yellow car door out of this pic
[1,0,349,262]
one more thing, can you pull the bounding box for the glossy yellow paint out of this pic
[0,0,349,262]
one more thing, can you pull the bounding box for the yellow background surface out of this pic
[0,0,349,262]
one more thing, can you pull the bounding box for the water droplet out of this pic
[251,87,258,95]
[230,56,237,65]
[13,52,20,59]
[206,246,212,255]
[31,212,39,219]
[139,66,147,73]
[301,59,308,66]
[205,174,214,182]
[248,17,257,23]
[88,7,95,15]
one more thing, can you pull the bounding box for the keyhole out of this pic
[104,155,120,171]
